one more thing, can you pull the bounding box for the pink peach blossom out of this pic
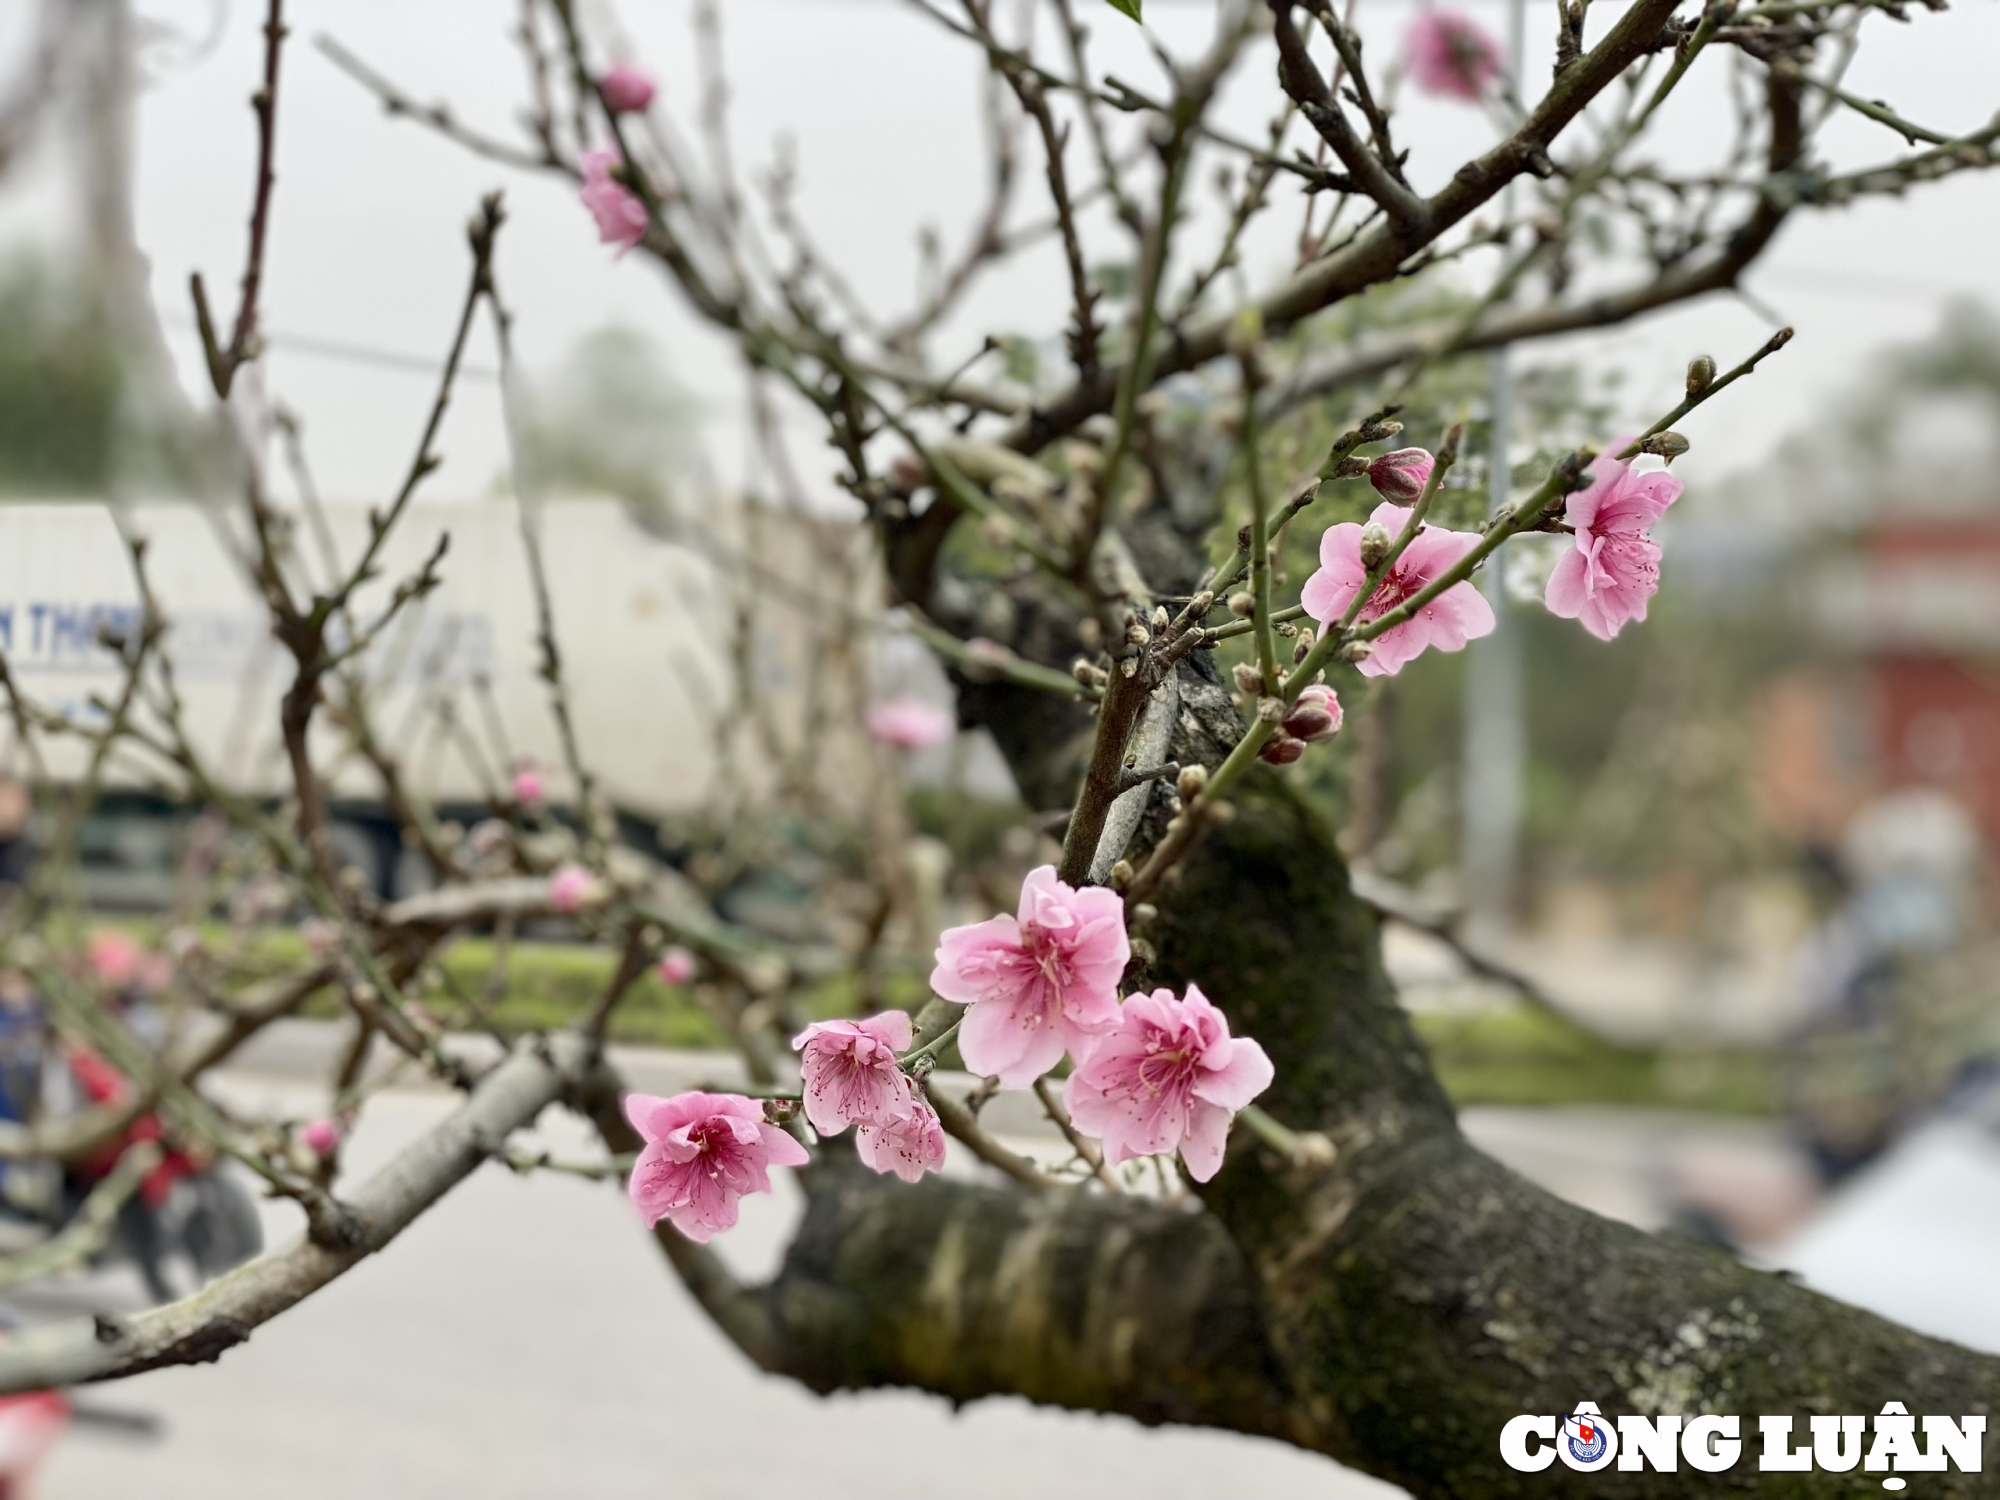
[511,765,545,807]
[657,945,697,986]
[1365,448,1436,505]
[792,1011,915,1136]
[931,865,1129,1088]
[549,863,595,914]
[579,149,647,253]
[599,63,656,114]
[301,1117,340,1156]
[625,1090,808,1242]
[1063,983,1274,1182]
[864,698,955,750]
[1544,446,1684,641]
[1301,501,1495,677]
[856,1096,947,1182]
[87,932,140,989]
[1407,11,1504,103]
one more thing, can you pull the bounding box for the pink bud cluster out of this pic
[1258,684,1345,766]
[627,865,1276,1240]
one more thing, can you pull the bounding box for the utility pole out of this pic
[1459,0,1528,941]
[69,0,191,483]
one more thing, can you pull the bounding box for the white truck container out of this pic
[0,496,842,899]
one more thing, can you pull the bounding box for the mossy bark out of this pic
[723,775,2000,1495]
[680,480,2000,1494]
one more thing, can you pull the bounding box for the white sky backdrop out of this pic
[2,0,1998,507]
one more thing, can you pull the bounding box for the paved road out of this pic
[22,1034,1823,1500]
[34,1072,1404,1500]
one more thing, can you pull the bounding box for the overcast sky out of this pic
[3,0,1999,505]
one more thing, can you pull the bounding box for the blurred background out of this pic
[0,1,1999,1496]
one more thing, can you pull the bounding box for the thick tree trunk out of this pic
[628,415,2000,1492]
[661,772,1999,1495]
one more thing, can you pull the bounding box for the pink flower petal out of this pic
[1191,1037,1275,1112]
[1179,1101,1234,1183]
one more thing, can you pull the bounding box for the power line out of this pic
[163,313,499,382]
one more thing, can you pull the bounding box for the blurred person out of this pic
[0,780,29,892]
[1785,787,1988,1180]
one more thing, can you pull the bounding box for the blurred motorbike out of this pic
[0,1001,262,1305]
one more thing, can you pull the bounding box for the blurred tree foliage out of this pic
[1329,300,2000,919]
[510,324,697,526]
[0,251,231,498]
[0,254,123,494]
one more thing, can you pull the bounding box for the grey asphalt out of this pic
[33,1061,1406,1500]
[24,1030,1839,1500]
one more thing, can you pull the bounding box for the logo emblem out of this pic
[1563,1412,1607,1464]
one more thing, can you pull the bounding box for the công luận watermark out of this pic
[1500,1401,1985,1490]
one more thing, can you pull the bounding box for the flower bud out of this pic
[887,453,928,493]
[1293,627,1315,664]
[1231,662,1263,695]
[1226,591,1256,618]
[1365,448,1435,505]
[1188,590,1215,618]
[301,1118,341,1157]
[1256,695,1287,724]
[599,64,657,114]
[1176,763,1208,801]
[511,764,546,807]
[1358,521,1394,570]
[1641,430,1690,459]
[657,946,697,986]
[1685,354,1716,396]
[1281,684,1344,743]
[1258,731,1305,765]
